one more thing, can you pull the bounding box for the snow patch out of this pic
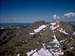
[60,39,67,43]
[58,28,69,35]
[17,53,20,56]
[50,22,57,26]
[26,49,37,56]
[50,24,59,30]
[70,47,74,50]
[29,25,47,35]
[34,25,47,33]
[73,32,75,35]
[29,33,36,35]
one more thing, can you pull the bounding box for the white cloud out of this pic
[53,14,57,19]
[53,14,61,20]
[64,12,75,18]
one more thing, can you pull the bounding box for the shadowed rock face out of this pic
[0,21,75,56]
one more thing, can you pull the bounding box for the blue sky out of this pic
[0,0,75,23]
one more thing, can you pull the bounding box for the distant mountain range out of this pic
[0,23,32,29]
[0,21,75,30]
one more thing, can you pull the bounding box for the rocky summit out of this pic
[0,20,75,56]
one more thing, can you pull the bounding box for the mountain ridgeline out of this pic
[0,20,75,56]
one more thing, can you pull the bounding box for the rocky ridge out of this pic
[0,20,75,56]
